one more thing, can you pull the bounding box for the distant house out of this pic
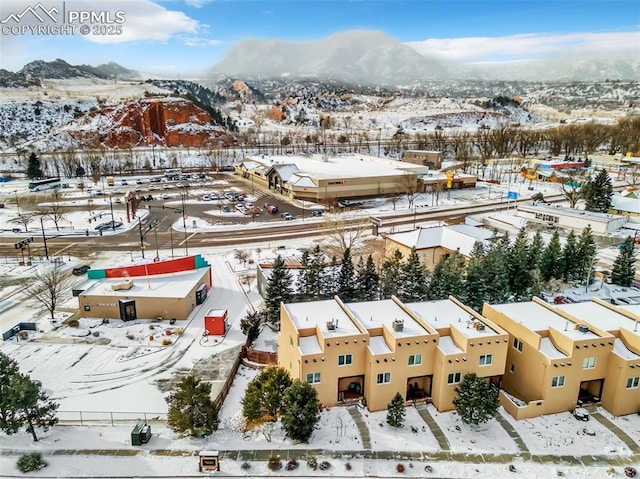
[609,193,640,218]
[401,150,443,170]
[382,224,497,270]
[517,204,628,234]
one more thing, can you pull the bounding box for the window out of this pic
[376,372,391,384]
[447,372,461,384]
[306,373,321,384]
[83,305,91,312]
[479,354,493,366]
[289,336,293,347]
[551,376,565,388]
[338,354,352,366]
[510,364,515,373]
[513,338,523,352]
[582,357,597,369]
[627,377,640,389]
[408,354,422,366]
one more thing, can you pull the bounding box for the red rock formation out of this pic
[82,98,235,148]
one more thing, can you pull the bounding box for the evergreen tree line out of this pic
[265,226,635,320]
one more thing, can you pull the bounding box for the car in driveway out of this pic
[265,205,278,214]
[281,212,294,221]
[72,265,91,275]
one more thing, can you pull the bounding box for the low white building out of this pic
[516,204,628,235]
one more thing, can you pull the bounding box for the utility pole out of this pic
[137,217,145,259]
[40,216,49,260]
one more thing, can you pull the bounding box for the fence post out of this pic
[111,412,114,427]
[79,411,83,426]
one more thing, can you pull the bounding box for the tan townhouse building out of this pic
[555,298,640,416]
[483,298,617,419]
[278,295,508,412]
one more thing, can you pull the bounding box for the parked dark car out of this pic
[311,210,323,217]
[94,220,123,231]
[72,265,91,275]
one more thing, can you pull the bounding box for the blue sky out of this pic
[1,0,638,74]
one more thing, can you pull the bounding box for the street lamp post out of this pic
[137,217,145,259]
[181,193,189,256]
[13,190,20,216]
[109,195,115,230]
[40,216,49,260]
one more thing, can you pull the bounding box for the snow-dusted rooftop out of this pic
[299,335,323,355]
[243,153,426,180]
[404,299,499,338]
[438,336,463,355]
[611,194,640,214]
[539,337,567,359]
[517,203,626,223]
[613,338,640,361]
[556,301,640,337]
[284,299,362,336]
[346,300,432,338]
[384,225,494,257]
[489,302,602,340]
[368,335,392,355]
[79,269,207,299]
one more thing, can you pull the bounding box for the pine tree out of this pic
[240,310,264,343]
[380,249,404,299]
[398,247,428,301]
[508,228,532,300]
[27,152,43,179]
[453,373,500,425]
[280,380,320,442]
[242,367,292,422]
[576,226,598,287]
[464,242,488,311]
[336,248,357,302]
[166,375,219,437]
[386,392,406,428]
[308,245,328,300]
[611,237,637,287]
[527,231,545,272]
[427,252,466,300]
[295,250,312,301]
[483,246,510,304]
[264,256,293,324]
[356,255,380,301]
[540,230,565,281]
[584,168,613,213]
[0,353,23,435]
[562,230,579,282]
[324,255,339,297]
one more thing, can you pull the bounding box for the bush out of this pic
[149,325,155,330]
[17,452,46,473]
[126,333,135,340]
[92,331,100,337]
[285,458,299,471]
[162,339,172,346]
[68,319,79,327]
[175,328,184,336]
[319,461,331,471]
[345,462,352,471]
[306,456,317,470]
[397,463,405,473]
[240,462,250,470]
[267,456,282,471]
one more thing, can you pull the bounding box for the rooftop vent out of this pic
[476,323,486,331]
[392,319,404,332]
[326,320,337,331]
[578,324,589,333]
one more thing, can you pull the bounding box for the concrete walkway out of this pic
[494,410,530,453]
[590,411,640,454]
[414,403,450,450]
[347,405,371,450]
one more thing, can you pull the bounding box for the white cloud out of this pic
[406,31,640,62]
[183,0,214,7]
[181,36,224,47]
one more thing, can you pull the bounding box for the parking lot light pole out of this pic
[137,217,145,259]
[13,190,20,215]
[181,193,189,256]
[40,216,49,260]
[109,195,115,230]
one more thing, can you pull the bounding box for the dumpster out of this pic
[131,420,151,445]
[199,451,219,472]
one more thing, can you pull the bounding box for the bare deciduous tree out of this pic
[322,216,370,257]
[41,189,66,231]
[10,213,36,232]
[25,265,73,320]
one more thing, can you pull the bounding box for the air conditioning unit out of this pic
[578,324,589,333]
[392,319,404,332]
[326,320,336,331]
[476,323,486,331]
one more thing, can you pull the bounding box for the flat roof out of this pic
[369,336,392,355]
[556,302,640,337]
[405,299,499,338]
[490,302,601,340]
[346,300,431,338]
[517,204,625,224]
[244,153,423,180]
[284,299,361,337]
[613,338,640,361]
[384,225,493,257]
[438,336,463,355]
[80,269,207,299]
[299,335,322,355]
